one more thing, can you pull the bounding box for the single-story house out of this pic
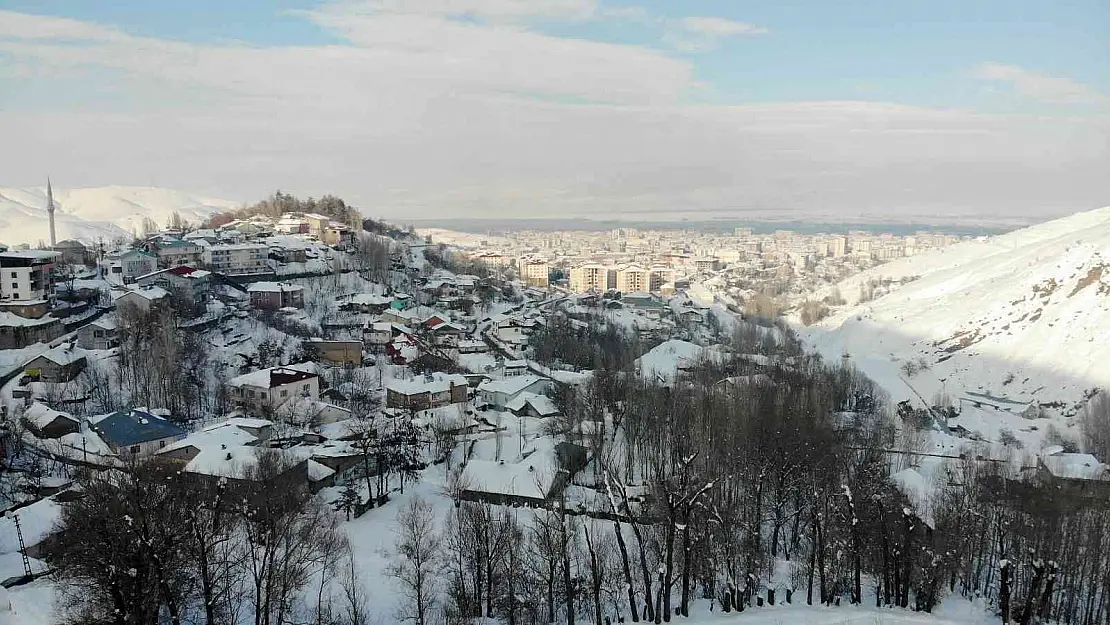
[477,375,552,410]
[114,285,170,315]
[77,316,119,350]
[304,339,363,367]
[90,409,188,457]
[506,392,561,418]
[24,344,88,383]
[0,312,62,349]
[21,402,80,439]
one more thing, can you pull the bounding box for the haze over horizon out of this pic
[2,0,1108,224]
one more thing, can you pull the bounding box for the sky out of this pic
[1,0,1108,225]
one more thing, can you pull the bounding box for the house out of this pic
[107,249,158,284]
[363,321,397,350]
[502,360,529,377]
[0,312,62,349]
[52,239,91,266]
[114,285,170,315]
[226,364,320,414]
[477,375,552,410]
[247,282,305,311]
[456,339,488,354]
[135,266,213,316]
[24,344,88,382]
[386,372,469,411]
[157,420,264,477]
[77,316,119,350]
[339,293,393,314]
[304,339,363,366]
[0,299,49,319]
[20,402,80,439]
[1037,447,1110,497]
[427,321,466,347]
[149,238,205,268]
[460,439,588,507]
[0,250,59,302]
[90,409,188,457]
[506,392,561,418]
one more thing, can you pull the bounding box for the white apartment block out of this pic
[569,263,610,292]
[0,250,59,302]
[205,243,269,275]
[615,265,649,293]
[518,257,550,287]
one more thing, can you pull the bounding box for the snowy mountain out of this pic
[0,185,240,247]
[804,206,1110,419]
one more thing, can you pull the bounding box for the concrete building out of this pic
[136,266,213,317]
[0,312,62,349]
[518,257,550,287]
[247,282,305,311]
[105,249,158,284]
[52,239,91,266]
[615,264,649,293]
[569,262,610,292]
[226,365,320,414]
[151,238,205,268]
[304,339,363,366]
[115,285,170,315]
[386,372,468,410]
[205,243,269,275]
[0,250,59,302]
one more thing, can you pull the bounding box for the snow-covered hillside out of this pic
[0,186,239,246]
[804,206,1110,418]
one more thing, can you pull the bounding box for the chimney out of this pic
[46,177,57,247]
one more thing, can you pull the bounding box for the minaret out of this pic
[47,177,57,247]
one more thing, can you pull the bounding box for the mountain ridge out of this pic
[0,185,240,247]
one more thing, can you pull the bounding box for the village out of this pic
[0,197,1106,624]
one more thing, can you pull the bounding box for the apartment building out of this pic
[205,243,269,275]
[615,264,649,293]
[569,262,610,292]
[518,257,550,287]
[0,250,59,302]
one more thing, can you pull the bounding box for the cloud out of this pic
[0,10,1107,225]
[665,15,768,52]
[973,62,1110,105]
[326,0,601,22]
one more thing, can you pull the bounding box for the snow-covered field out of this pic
[0,185,239,246]
[805,206,1110,427]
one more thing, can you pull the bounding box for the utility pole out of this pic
[7,512,32,578]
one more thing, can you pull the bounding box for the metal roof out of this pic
[91,409,186,447]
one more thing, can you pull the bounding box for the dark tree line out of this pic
[47,452,368,625]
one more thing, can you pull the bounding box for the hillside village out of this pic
[0,198,1107,624]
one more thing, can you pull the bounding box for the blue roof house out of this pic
[91,409,188,458]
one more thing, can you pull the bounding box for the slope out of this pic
[0,185,240,246]
[803,206,1110,421]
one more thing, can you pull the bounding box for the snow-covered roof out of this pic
[462,437,561,500]
[1041,450,1107,481]
[115,285,170,302]
[477,374,546,397]
[505,392,560,416]
[387,372,467,396]
[21,402,78,430]
[635,340,723,381]
[0,312,57,327]
[91,409,186,447]
[247,281,303,293]
[27,344,87,367]
[227,363,319,389]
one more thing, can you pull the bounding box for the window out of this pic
[247,390,255,398]
[280,389,288,398]
[159,440,167,448]
[129,445,140,454]
[9,272,14,278]
[302,384,309,393]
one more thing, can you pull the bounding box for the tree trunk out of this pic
[611,520,640,622]
[1000,559,1012,625]
[680,504,692,617]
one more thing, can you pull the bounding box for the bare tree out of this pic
[388,496,441,625]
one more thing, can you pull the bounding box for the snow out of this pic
[806,206,1110,423]
[635,339,724,382]
[1040,449,1107,480]
[386,372,467,396]
[0,497,61,553]
[0,185,238,246]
